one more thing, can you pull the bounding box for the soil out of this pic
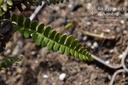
[0,0,128,85]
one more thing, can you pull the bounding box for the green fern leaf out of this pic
[24,29,31,38]
[11,14,93,61]
[36,34,43,45]
[24,18,31,28]
[18,15,24,26]
[31,20,38,31]
[32,32,38,40]
[0,56,23,70]
[11,14,17,22]
[37,23,44,33]
[42,37,49,47]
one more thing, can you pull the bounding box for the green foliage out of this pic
[11,14,93,61]
[0,56,23,70]
[0,0,13,16]
[65,22,73,29]
[0,0,93,70]
[0,0,69,17]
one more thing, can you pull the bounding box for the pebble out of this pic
[83,36,87,41]
[86,41,92,47]
[112,7,117,12]
[120,20,125,24]
[68,3,73,9]
[115,12,120,17]
[61,67,66,71]
[31,66,36,70]
[4,49,11,55]
[35,60,39,64]
[87,22,91,25]
[12,41,23,55]
[104,29,111,33]
[86,3,93,10]
[109,49,114,53]
[107,75,111,80]
[123,30,127,35]
[122,74,125,78]
[93,42,99,48]
[105,60,110,64]
[91,45,95,49]
[16,67,22,74]
[12,45,20,55]
[59,73,66,81]
[43,74,48,79]
[31,51,36,55]
[39,48,49,56]
[118,52,125,59]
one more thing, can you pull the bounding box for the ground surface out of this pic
[0,0,128,85]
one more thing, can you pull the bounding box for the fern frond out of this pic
[0,0,69,17]
[11,14,93,61]
[0,56,23,70]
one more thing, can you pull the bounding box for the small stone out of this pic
[16,68,22,74]
[104,29,111,33]
[123,30,127,35]
[31,51,36,55]
[12,45,20,55]
[107,75,111,80]
[4,49,11,55]
[7,71,11,75]
[35,60,39,64]
[68,4,73,9]
[31,66,36,70]
[120,20,125,24]
[61,67,66,71]
[119,54,123,59]
[115,12,120,17]
[112,8,116,12]
[95,67,99,70]
[86,41,91,47]
[122,74,125,78]
[87,22,91,25]
[105,60,110,64]
[59,73,66,81]
[86,3,92,10]
[85,80,88,82]
[91,45,95,49]
[83,36,87,41]
[43,74,48,79]
[118,52,125,59]
[109,49,114,53]
[93,42,98,48]
[30,34,32,37]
